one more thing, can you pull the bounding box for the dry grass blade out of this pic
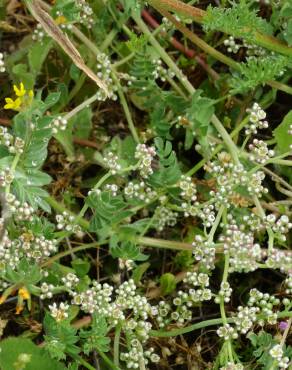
[24,0,109,95]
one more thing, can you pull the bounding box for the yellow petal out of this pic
[28,90,34,98]
[14,83,26,97]
[16,305,24,314]
[19,287,30,300]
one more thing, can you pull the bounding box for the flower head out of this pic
[4,83,34,111]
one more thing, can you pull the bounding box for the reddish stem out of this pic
[141,8,219,80]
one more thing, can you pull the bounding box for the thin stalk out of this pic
[150,317,234,337]
[219,253,234,363]
[151,5,292,95]
[151,310,292,338]
[137,236,194,251]
[76,356,96,370]
[97,350,120,370]
[207,205,224,242]
[132,13,241,162]
[114,324,122,367]
[41,242,100,267]
[112,73,140,143]
[253,196,274,252]
[5,152,21,195]
[71,26,140,143]
[63,93,99,121]
[147,0,292,57]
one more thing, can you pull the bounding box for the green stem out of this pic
[112,73,140,143]
[114,324,122,367]
[137,236,194,251]
[5,152,21,195]
[76,356,96,370]
[207,204,224,243]
[147,0,292,57]
[133,13,241,162]
[253,196,274,252]
[150,317,234,337]
[63,93,99,121]
[97,350,120,370]
[219,253,234,362]
[41,242,100,267]
[150,4,292,95]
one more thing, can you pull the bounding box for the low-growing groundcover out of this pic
[0,0,291,369]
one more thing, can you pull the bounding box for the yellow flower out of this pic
[4,82,34,111]
[55,15,67,25]
[19,287,30,300]
[13,82,26,97]
[4,97,22,110]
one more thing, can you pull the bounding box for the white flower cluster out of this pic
[6,194,34,221]
[248,139,274,164]
[134,143,156,178]
[0,229,57,273]
[56,211,81,234]
[206,154,268,205]
[284,275,292,294]
[198,204,216,228]
[224,37,268,60]
[192,235,216,270]
[49,302,70,322]
[19,233,57,262]
[248,289,279,325]
[120,342,160,369]
[0,168,14,188]
[103,151,121,174]
[233,306,259,334]
[40,282,55,299]
[154,205,178,231]
[68,279,160,368]
[0,52,5,73]
[51,116,68,134]
[269,344,289,369]
[61,272,79,289]
[76,0,94,28]
[246,103,269,135]
[96,52,117,101]
[0,127,25,154]
[265,249,292,274]
[217,323,238,340]
[215,281,232,303]
[179,175,197,202]
[32,24,45,42]
[151,58,175,82]
[118,258,134,271]
[105,183,119,196]
[265,214,292,241]
[224,36,241,53]
[219,222,261,273]
[157,272,212,328]
[124,181,157,203]
[243,40,268,60]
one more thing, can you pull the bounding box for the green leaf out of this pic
[44,314,80,360]
[149,138,181,187]
[72,106,92,140]
[274,110,292,154]
[159,273,177,295]
[71,258,90,278]
[0,337,67,370]
[80,315,110,355]
[132,262,150,284]
[28,39,53,77]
